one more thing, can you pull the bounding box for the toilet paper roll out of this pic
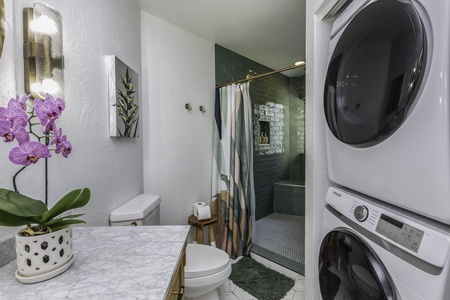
[195,205,211,221]
[193,202,207,215]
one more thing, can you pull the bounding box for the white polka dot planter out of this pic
[15,226,73,281]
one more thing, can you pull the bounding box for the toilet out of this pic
[184,244,231,300]
[109,194,161,226]
[109,195,232,299]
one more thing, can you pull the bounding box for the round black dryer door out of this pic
[318,229,397,300]
[324,0,426,147]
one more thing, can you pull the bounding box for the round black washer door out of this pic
[324,0,426,147]
[318,229,397,300]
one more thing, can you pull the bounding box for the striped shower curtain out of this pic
[211,82,255,258]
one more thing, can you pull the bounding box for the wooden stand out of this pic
[188,214,217,245]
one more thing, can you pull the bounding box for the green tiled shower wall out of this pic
[274,181,305,216]
[215,45,305,221]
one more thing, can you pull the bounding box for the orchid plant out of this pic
[0,94,90,236]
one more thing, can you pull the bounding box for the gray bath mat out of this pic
[229,257,295,300]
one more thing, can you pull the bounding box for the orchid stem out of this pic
[45,136,49,206]
[12,167,26,193]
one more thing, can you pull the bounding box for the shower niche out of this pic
[254,102,285,155]
[258,121,270,144]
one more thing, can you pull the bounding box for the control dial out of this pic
[354,205,369,222]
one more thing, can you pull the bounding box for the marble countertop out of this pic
[0,225,190,299]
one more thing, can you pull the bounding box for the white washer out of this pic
[319,187,450,299]
[324,0,450,224]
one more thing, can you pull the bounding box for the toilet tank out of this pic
[109,194,161,226]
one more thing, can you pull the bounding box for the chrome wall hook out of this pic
[185,103,192,111]
[199,106,206,113]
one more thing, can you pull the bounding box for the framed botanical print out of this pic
[108,55,139,137]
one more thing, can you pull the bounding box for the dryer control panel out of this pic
[326,187,450,268]
[375,213,424,253]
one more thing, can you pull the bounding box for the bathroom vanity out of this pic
[0,225,190,299]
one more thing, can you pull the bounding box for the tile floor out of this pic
[218,253,305,300]
[253,213,305,266]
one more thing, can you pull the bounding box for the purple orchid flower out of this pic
[2,94,72,194]
[0,119,28,142]
[34,98,60,127]
[44,118,58,134]
[60,140,72,158]
[34,94,66,133]
[8,130,51,166]
[0,102,28,128]
[8,95,30,111]
[34,94,65,129]
[0,120,12,141]
[0,99,28,142]
[50,124,72,158]
[48,94,65,113]
[50,125,63,150]
[43,93,65,114]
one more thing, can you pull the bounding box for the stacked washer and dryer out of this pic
[319,0,450,299]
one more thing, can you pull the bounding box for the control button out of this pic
[354,205,369,222]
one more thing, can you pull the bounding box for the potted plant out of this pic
[0,94,90,282]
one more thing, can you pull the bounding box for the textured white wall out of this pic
[0,0,20,238]
[141,11,215,225]
[305,0,334,298]
[0,0,143,239]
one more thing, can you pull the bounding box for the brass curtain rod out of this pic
[215,62,306,88]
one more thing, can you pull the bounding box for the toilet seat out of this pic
[185,244,230,278]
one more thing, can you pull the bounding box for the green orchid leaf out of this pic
[61,213,85,219]
[0,188,47,218]
[46,219,87,232]
[42,214,85,227]
[0,209,41,227]
[41,188,90,223]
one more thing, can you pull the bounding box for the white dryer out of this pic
[319,187,450,299]
[324,0,450,224]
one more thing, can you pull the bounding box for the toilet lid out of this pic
[109,194,161,222]
[185,244,230,278]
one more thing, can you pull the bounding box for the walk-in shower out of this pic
[251,84,305,275]
[215,45,306,274]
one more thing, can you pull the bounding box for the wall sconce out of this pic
[23,3,64,99]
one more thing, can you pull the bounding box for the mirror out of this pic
[0,0,4,59]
